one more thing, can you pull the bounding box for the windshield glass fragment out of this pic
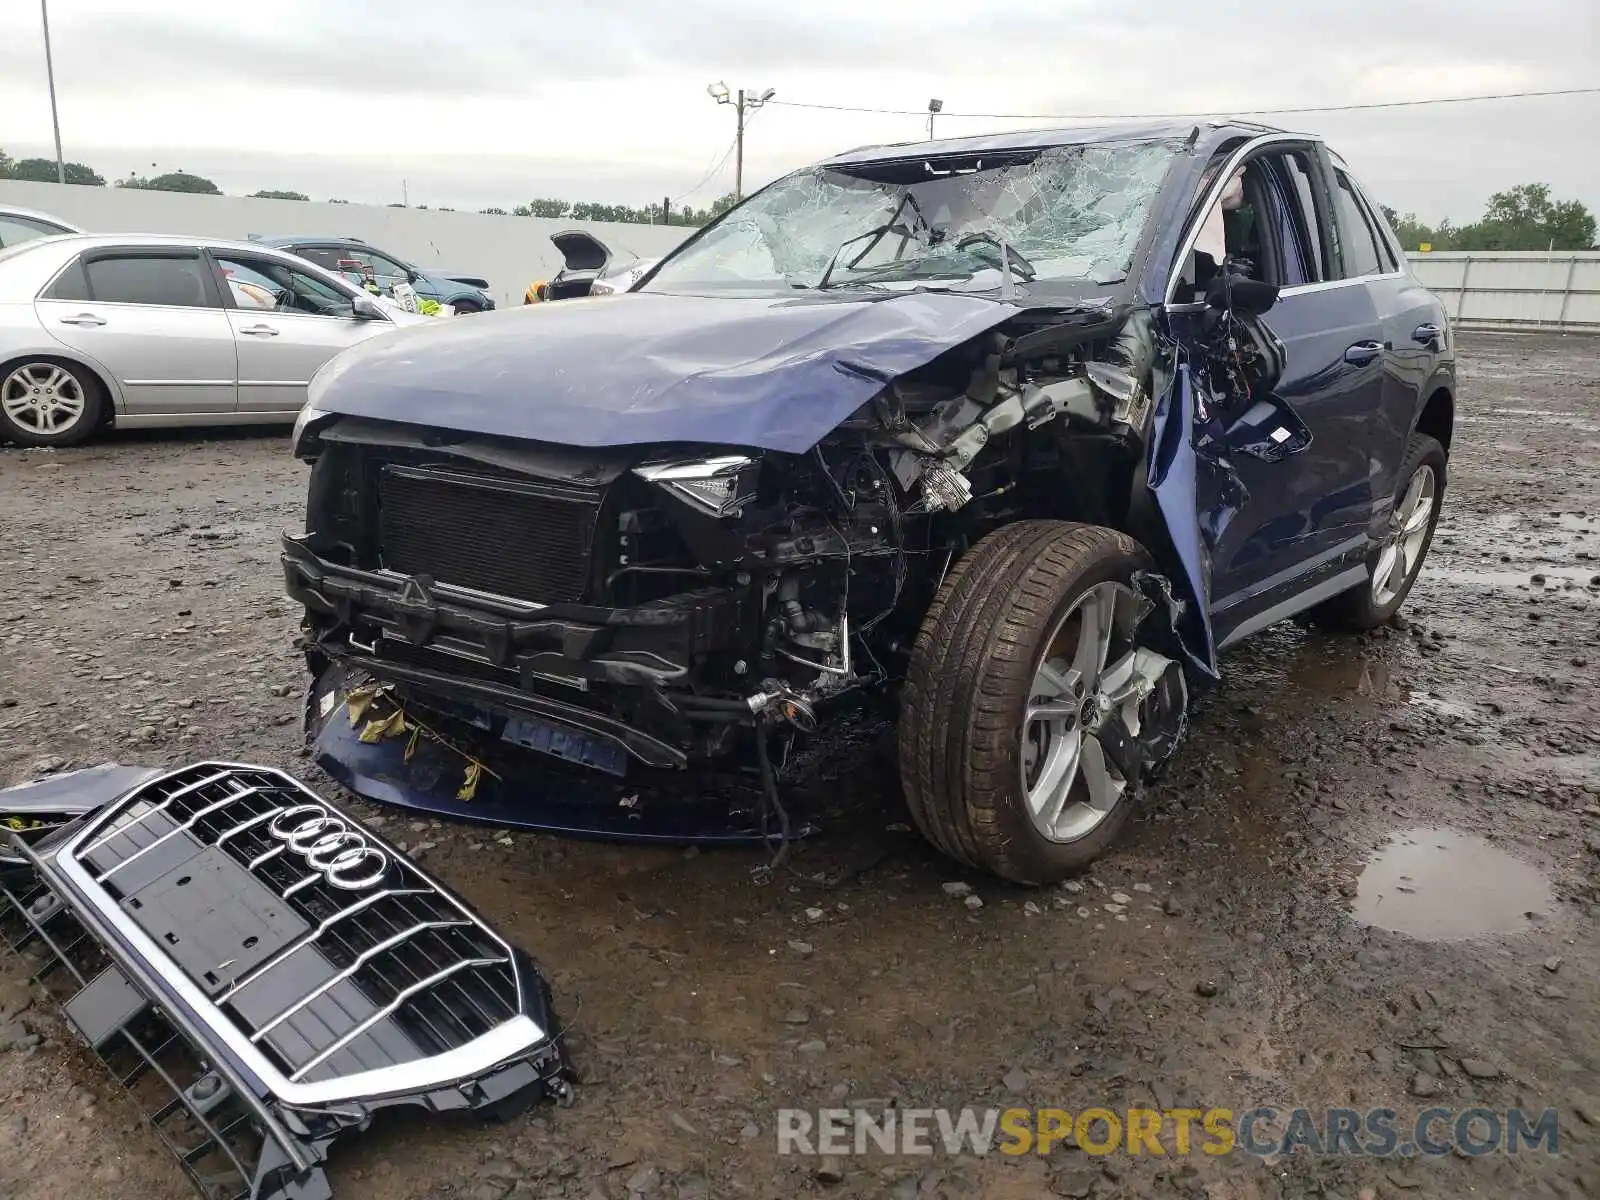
[645,138,1183,294]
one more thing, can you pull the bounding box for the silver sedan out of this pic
[0,233,426,447]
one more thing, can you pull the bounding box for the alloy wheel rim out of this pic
[1372,464,1437,606]
[2,364,85,435]
[1019,580,1145,843]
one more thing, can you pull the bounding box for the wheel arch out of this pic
[1415,382,1454,456]
[0,349,121,429]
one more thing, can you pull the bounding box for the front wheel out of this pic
[898,521,1188,885]
[1308,433,1446,631]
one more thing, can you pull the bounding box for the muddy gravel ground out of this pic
[1,331,1597,1200]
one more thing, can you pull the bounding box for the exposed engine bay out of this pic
[284,280,1290,843]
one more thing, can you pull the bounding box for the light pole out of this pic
[708,82,774,201]
[927,98,943,141]
[40,0,65,184]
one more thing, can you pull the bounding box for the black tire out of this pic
[0,357,104,448]
[451,299,482,315]
[1307,433,1446,631]
[898,520,1155,885]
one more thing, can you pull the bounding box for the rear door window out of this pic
[83,253,212,307]
[1332,171,1387,279]
[41,257,92,301]
[289,244,346,271]
[1280,152,1328,282]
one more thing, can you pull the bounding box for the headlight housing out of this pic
[291,399,332,460]
[633,454,759,517]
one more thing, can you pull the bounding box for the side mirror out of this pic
[1205,272,1279,316]
[352,294,385,321]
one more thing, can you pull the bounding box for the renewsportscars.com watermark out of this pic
[777,1106,1560,1159]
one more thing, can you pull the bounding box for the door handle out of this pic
[58,313,106,327]
[1412,323,1442,345]
[237,324,279,336]
[1343,340,1383,365]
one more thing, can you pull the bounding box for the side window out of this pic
[1332,170,1385,279]
[0,215,69,249]
[348,246,410,280]
[214,254,358,318]
[41,257,91,301]
[84,254,211,307]
[291,245,345,271]
[1246,156,1319,287]
[1350,179,1400,272]
[1280,152,1327,281]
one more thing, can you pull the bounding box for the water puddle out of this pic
[1352,827,1554,940]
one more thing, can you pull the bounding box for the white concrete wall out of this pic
[7,182,1594,330]
[0,179,694,309]
[1406,251,1600,332]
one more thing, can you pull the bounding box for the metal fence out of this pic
[1405,251,1600,333]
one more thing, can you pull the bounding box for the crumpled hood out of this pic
[311,290,1018,453]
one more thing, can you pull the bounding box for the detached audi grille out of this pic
[378,463,601,604]
[1,761,570,1200]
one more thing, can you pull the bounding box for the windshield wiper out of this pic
[817,191,934,290]
[955,232,1036,280]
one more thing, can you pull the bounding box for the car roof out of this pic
[253,235,369,246]
[0,204,85,232]
[818,119,1301,166]
[7,232,329,256]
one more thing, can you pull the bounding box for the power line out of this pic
[674,104,768,206]
[765,86,1600,122]
[672,136,739,205]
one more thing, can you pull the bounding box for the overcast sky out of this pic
[2,0,1595,222]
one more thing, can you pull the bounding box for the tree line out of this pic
[1,147,735,225]
[1383,184,1596,252]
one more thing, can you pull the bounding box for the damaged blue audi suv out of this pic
[285,120,1454,884]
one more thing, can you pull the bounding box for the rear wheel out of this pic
[898,521,1186,884]
[1308,433,1446,630]
[0,359,103,447]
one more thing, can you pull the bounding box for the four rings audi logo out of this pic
[269,805,390,891]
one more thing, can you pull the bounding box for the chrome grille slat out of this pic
[61,763,527,1094]
[249,920,474,1042]
[93,786,265,884]
[214,888,430,1003]
[78,768,237,857]
[212,805,289,847]
[289,957,502,1082]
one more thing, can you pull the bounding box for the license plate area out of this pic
[502,715,629,776]
[120,848,309,997]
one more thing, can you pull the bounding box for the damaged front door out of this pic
[1170,142,1388,646]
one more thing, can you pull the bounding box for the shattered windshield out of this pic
[644,138,1182,295]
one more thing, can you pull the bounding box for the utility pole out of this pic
[40,0,65,184]
[735,89,745,201]
[708,82,774,201]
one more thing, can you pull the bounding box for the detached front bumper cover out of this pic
[0,761,572,1200]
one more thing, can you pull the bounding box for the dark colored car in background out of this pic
[285,120,1455,884]
[256,235,496,313]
